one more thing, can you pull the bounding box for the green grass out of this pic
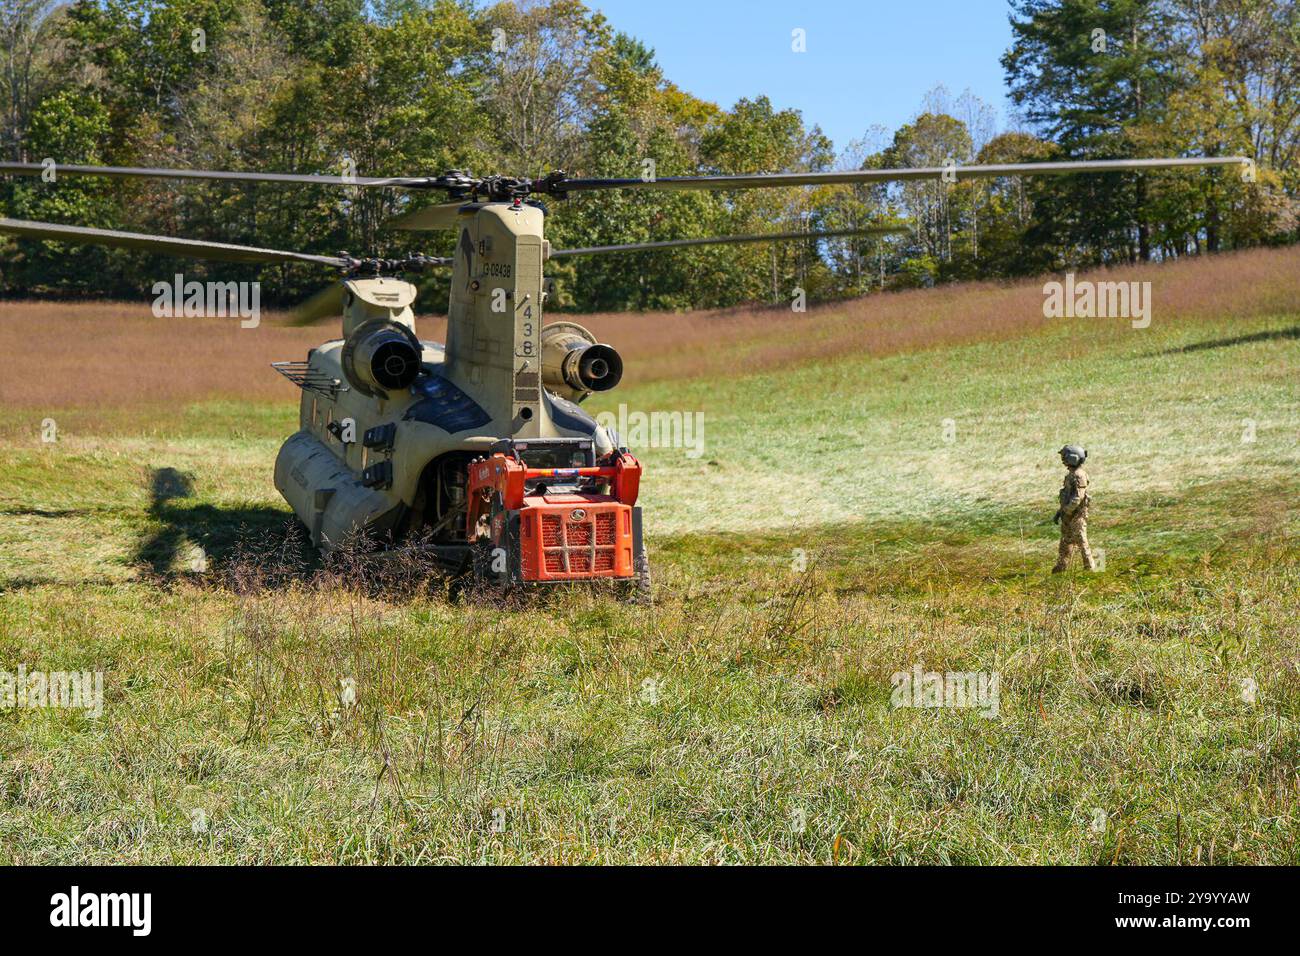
[0,307,1297,864]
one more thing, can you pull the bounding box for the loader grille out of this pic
[539,510,618,575]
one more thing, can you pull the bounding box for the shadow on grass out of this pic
[0,575,123,594]
[133,468,466,599]
[0,506,127,518]
[1153,325,1300,356]
[134,466,310,580]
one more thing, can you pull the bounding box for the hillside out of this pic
[3,243,1296,412]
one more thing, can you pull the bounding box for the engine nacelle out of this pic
[541,321,623,403]
[340,319,423,397]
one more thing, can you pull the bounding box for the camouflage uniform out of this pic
[1053,466,1095,572]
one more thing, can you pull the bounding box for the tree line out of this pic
[0,0,1295,312]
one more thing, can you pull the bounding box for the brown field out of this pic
[0,300,321,412]
[2,244,1297,418]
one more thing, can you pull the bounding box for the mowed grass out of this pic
[0,251,1298,863]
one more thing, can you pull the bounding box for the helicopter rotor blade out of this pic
[288,283,349,326]
[384,201,480,231]
[550,226,908,258]
[0,161,437,189]
[540,156,1252,195]
[0,217,350,268]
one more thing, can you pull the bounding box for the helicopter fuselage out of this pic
[272,202,625,571]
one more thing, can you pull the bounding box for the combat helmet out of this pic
[1059,445,1087,468]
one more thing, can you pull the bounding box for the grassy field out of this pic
[1,248,1298,863]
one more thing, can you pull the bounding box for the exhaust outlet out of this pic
[562,342,623,393]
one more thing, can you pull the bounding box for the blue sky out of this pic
[588,0,1017,157]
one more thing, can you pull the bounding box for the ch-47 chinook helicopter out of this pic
[0,154,1252,596]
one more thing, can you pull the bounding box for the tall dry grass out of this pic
[2,244,1296,410]
[0,299,323,410]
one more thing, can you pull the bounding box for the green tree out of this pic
[699,96,835,304]
[482,0,610,173]
[3,89,119,292]
[0,0,64,161]
[881,112,973,268]
[551,32,726,311]
[1004,0,1186,263]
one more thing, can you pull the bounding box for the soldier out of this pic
[1052,444,1095,572]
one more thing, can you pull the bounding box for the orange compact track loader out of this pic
[465,438,649,597]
